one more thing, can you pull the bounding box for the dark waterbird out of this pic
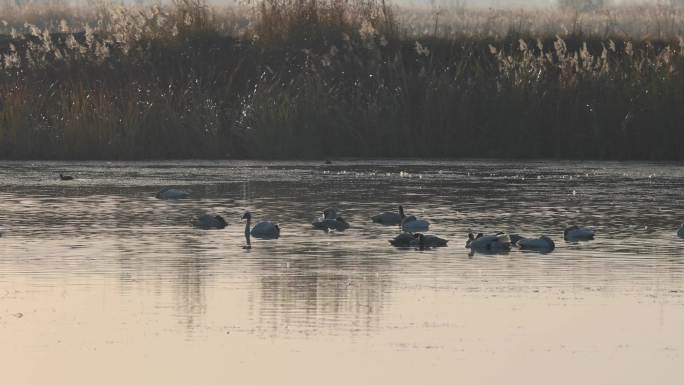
[564,226,595,241]
[510,234,555,253]
[465,232,511,253]
[191,214,228,229]
[372,205,405,225]
[59,173,74,181]
[312,208,350,231]
[390,232,448,248]
[242,212,280,239]
[155,187,190,200]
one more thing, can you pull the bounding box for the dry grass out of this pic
[0,1,683,159]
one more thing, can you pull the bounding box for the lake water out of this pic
[1,160,683,385]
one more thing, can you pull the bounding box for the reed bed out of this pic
[1,1,683,159]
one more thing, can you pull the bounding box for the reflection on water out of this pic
[1,160,683,385]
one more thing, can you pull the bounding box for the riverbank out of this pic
[1,1,683,160]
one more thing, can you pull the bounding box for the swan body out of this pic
[243,212,280,239]
[401,216,430,232]
[466,232,511,252]
[389,232,415,247]
[512,235,555,252]
[192,214,227,229]
[411,234,448,248]
[390,232,447,248]
[59,173,73,181]
[313,217,350,231]
[372,206,404,225]
[564,226,595,241]
[156,187,190,200]
[678,224,684,238]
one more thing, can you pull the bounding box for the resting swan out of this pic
[373,206,430,231]
[156,187,190,200]
[401,215,430,232]
[466,232,511,252]
[312,209,350,231]
[372,206,404,225]
[510,234,555,252]
[564,226,595,241]
[242,212,280,239]
[390,232,448,248]
[192,214,227,229]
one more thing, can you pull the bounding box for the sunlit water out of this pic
[1,160,683,385]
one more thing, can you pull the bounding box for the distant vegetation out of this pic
[0,0,683,159]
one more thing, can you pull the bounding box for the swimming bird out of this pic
[321,208,339,220]
[564,226,595,241]
[412,233,448,248]
[191,214,228,229]
[401,215,430,232]
[389,232,415,247]
[59,173,74,181]
[372,206,404,225]
[511,235,555,252]
[678,224,684,238]
[389,232,448,248]
[242,212,280,239]
[466,232,511,253]
[312,209,350,232]
[155,187,190,200]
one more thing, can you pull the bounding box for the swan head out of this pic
[242,212,252,220]
[466,233,475,248]
[398,205,405,217]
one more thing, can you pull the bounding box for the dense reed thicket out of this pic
[1,1,684,159]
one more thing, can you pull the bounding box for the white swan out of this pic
[466,232,511,252]
[564,226,595,241]
[678,224,684,238]
[242,212,280,239]
[156,187,190,200]
[401,215,430,232]
[511,235,555,252]
[192,214,227,229]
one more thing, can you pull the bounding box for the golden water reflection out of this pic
[1,160,683,384]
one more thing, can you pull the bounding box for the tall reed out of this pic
[0,1,683,159]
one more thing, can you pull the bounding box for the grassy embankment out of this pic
[1,1,683,160]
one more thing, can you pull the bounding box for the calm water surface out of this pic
[1,160,683,385]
